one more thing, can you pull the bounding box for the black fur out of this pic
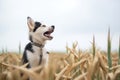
[47,51,49,54]
[29,35,33,42]
[33,22,41,32]
[25,42,34,53]
[22,42,34,68]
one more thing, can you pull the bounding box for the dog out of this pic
[22,17,55,68]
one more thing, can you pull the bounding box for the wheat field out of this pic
[0,42,120,80]
[0,30,120,80]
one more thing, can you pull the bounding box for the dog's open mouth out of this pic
[44,30,54,39]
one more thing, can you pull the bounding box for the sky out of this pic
[0,0,120,52]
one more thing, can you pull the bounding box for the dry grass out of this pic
[0,43,120,80]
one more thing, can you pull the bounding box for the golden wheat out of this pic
[0,43,120,80]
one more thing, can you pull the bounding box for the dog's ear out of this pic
[27,17,35,31]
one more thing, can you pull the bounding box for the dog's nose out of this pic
[51,25,55,29]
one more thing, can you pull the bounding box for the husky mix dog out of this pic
[22,17,55,68]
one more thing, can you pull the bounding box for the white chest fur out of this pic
[26,46,49,68]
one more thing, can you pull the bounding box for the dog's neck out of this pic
[29,33,47,48]
[31,42,44,48]
[31,39,46,48]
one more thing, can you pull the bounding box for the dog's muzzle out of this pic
[43,25,55,40]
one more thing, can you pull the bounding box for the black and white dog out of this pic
[22,17,55,68]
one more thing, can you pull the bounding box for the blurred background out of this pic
[0,0,120,52]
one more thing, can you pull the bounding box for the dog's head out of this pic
[27,17,55,43]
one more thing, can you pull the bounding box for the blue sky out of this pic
[0,0,120,52]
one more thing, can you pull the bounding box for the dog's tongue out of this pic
[45,33,53,39]
[45,33,50,37]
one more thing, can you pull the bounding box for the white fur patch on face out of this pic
[30,25,54,44]
[37,25,54,40]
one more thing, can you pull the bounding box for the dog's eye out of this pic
[42,25,46,27]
